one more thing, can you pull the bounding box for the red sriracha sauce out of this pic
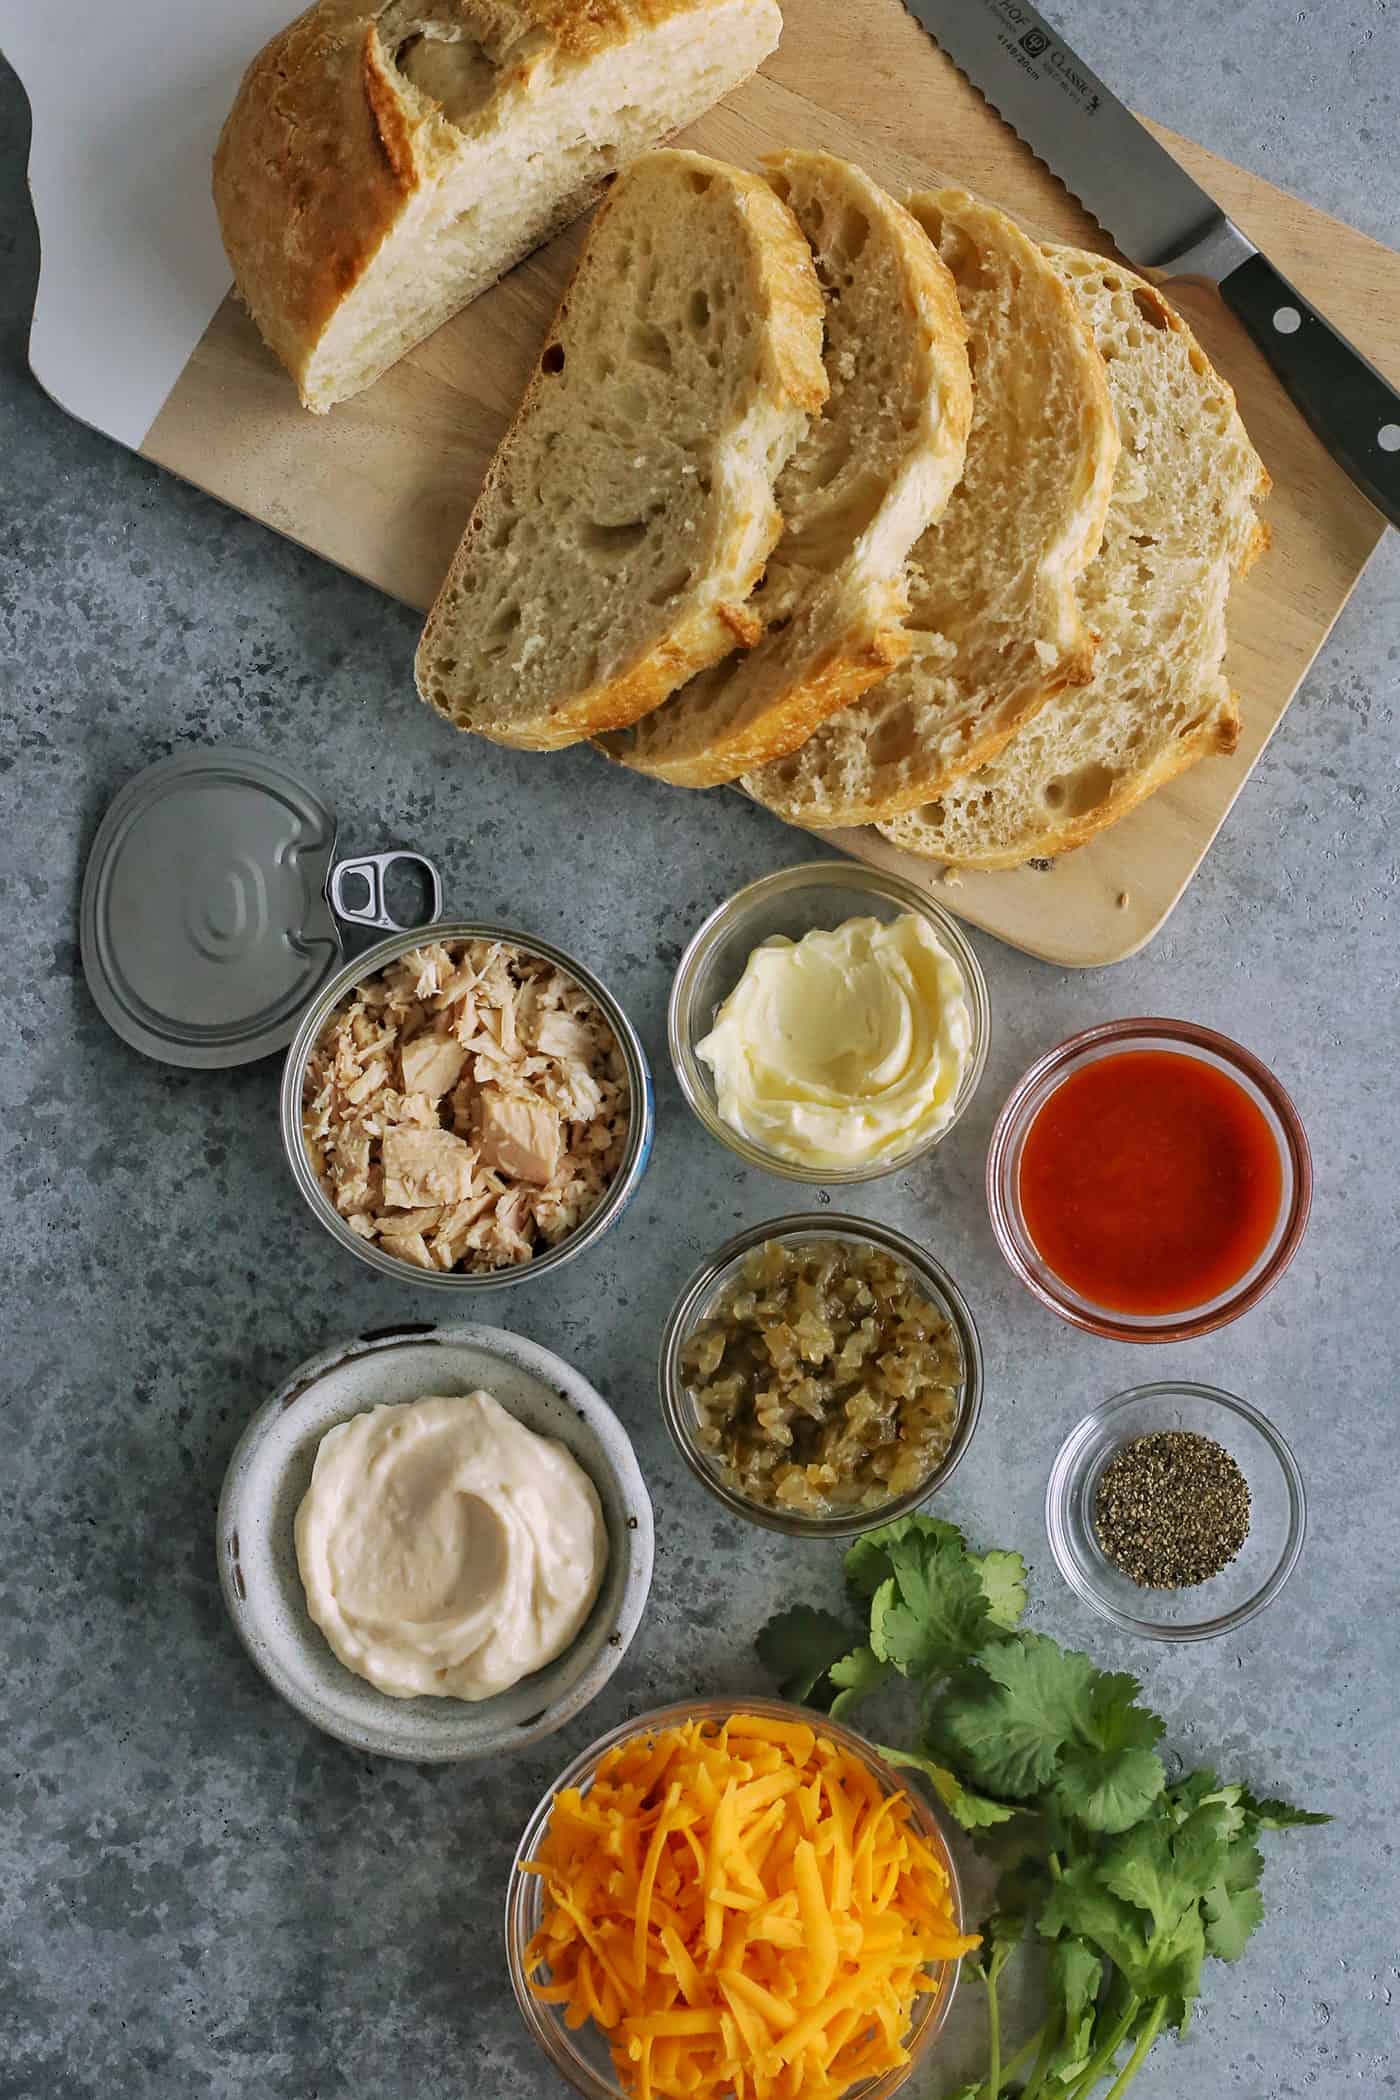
[1017,1048,1283,1316]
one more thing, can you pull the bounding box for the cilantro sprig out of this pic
[756,1515,1327,2100]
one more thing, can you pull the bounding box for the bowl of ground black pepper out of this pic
[1045,1384,1306,1640]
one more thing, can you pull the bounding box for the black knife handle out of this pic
[1219,251,1400,528]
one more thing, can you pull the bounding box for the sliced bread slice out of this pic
[742,189,1120,829]
[879,250,1270,869]
[593,151,973,788]
[415,150,828,750]
[214,0,785,414]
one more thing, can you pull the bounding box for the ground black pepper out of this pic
[1094,1429,1251,1589]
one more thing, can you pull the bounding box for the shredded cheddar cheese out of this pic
[522,1712,979,2100]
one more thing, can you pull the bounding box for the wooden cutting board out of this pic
[66,1,1400,962]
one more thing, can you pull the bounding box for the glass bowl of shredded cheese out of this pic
[505,1697,974,2100]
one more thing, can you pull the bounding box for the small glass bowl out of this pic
[505,1697,967,2100]
[668,861,990,1183]
[986,1016,1312,1342]
[1045,1383,1306,1641]
[280,922,654,1290]
[659,1214,983,1538]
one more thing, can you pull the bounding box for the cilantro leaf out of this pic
[1053,1743,1166,1833]
[1167,1768,1222,1809]
[969,1548,1028,1629]
[1165,1771,1247,1839]
[933,1636,1171,1821]
[753,1605,857,1706]
[868,1535,993,1679]
[1098,1808,1227,1938]
[1145,1905,1207,2027]
[1045,1936,1103,2084]
[932,1636,1100,1797]
[1235,1789,1332,1830]
[875,1743,1019,1832]
[1202,1834,1267,1961]
[1044,1856,1204,2021]
[1172,1801,1240,1892]
[1040,1858,1152,1980]
[828,1645,891,1720]
[1081,1798,1228,2027]
[843,1514,965,1599]
[969,1801,1073,1872]
[1203,1876,1266,1963]
[1082,1670,1166,1753]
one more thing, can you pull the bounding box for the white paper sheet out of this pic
[1,0,292,448]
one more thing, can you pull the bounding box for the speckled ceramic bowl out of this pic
[216,1325,654,1760]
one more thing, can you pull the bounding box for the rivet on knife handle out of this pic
[1216,253,1400,528]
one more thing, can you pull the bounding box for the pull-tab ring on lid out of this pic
[328,852,444,932]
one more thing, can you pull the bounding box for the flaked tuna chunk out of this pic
[400,1032,467,1102]
[379,1228,436,1271]
[448,992,479,1046]
[344,1058,389,1105]
[371,1206,444,1234]
[403,943,454,1001]
[477,1088,561,1186]
[377,1088,439,1129]
[550,1061,606,1124]
[471,1187,535,1266]
[533,1010,597,1061]
[332,1126,373,1213]
[429,1190,501,1267]
[382,1127,479,1207]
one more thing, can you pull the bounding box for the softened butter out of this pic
[696,913,971,1171]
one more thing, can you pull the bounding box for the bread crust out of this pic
[889,696,1239,870]
[213,0,779,411]
[214,8,424,396]
[601,591,915,785]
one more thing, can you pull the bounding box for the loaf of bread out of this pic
[879,250,1270,868]
[415,151,828,748]
[594,152,972,787]
[213,0,783,413]
[742,189,1120,830]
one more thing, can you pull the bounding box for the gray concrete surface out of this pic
[1,3,1397,2094]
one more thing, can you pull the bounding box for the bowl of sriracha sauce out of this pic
[986,1017,1312,1342]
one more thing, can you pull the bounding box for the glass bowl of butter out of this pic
[668,861,990,1182]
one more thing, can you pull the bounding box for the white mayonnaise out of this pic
[295,1392,607,1701]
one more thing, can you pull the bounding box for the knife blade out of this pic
[904,0,1400,527]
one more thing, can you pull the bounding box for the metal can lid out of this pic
[80,747,344,1068]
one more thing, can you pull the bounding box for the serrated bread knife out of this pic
[903,0,1400,528]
